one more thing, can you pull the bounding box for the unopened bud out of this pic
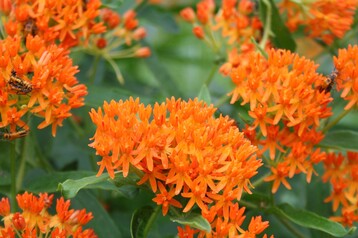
[180,8,196,23]
[135,47,151,58]
[193,26,205,39]
[96,38,107,49]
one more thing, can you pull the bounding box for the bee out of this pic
[7,70,33,95]
[318,69,337,93]
[23,18,38,38]
[0,129,29,140]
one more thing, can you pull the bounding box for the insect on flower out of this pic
[23,18,38,38]
[7,70,32,95]
[318,69,337,93]
[0,128,29,140]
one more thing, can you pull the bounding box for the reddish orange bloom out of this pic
[229,48,333,192]
[0,192,96,237]
[322,152,358,226]
[0,35,87,137]
[334,45,358,110]
[264,162,292,193]
[3,0,105,48]
[280,0,357,45]
[90,97,267,236]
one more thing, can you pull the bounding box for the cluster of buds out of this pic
[0,192,96,237]
[180,0,265,76]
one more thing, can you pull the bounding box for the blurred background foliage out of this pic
[1,0,358,237]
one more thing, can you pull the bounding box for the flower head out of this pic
[0,192,96,237]
[90,97,268,236]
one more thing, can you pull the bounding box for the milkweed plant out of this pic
[0,0,358,237]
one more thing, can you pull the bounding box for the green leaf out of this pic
[58,173,118,198]
[271,203,355,237]
[25,171,95,193]
[320,130,358,152]
[131,206,157,238]
[0,170,10,186]
[71,190,122,238]
[198,84,211,104]
[259,0,296,51]
[170,213,211,233]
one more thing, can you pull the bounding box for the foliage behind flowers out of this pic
[0,0,358,238]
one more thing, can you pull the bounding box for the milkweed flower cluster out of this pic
[228,48,333,192]
[279,0,357,45]
[0,192,96,237]
[0,35,87,136]
[180,0,265,76]
[1,0,105,48]
[95,8,150,58]
[322,152,358,227]
[333,45,358,110]
[89,97,272,237]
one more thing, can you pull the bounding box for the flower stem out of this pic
[10,141,17,212]
[143,205,161,238]
[252,171,272,188]
[260,0,272,50]
[89,55,100,85]
[276,214,306,238]
[16,134,30,192]
[322,108,352,133]
[214,94,230,108]
[204,63,219,86]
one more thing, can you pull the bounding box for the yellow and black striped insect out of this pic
[0,129,29,140]
[318,70,337,93]
[7,70,33,95]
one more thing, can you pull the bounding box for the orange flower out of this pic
[3,0,105,48]
[334,45,358,110]
[0,35,87,137]
[264,161,292,193]
[90,97,267,236]
[0,192,96,237]
[280,0,357,45]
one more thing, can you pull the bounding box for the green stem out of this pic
[16,134,30,191]
[213,94,230,108]
[322,108,352,133]
[143,205,160,238]
[10,142,17,212]
[275,214,306,238]
[69,117,85,137]
[89,55,100,85]
[238,200,258,210]
[252,171,272,188]
[204,63,219,86]
[260,0,272,50]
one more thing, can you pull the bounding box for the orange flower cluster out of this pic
[228,48,333,193]
[333,45,358,110]
[322,152,358,227]
[180,0,264,76]
[89,97,271,237]
[2,0,105,48]
[279,0,357,45]
[0,35,87,137]
[96,8,150,58]
[0,192,96,237]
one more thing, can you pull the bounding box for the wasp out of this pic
[7,70,33,95]
[23,18,38,38]
[0,129,29,140]
[318,69,337,93]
